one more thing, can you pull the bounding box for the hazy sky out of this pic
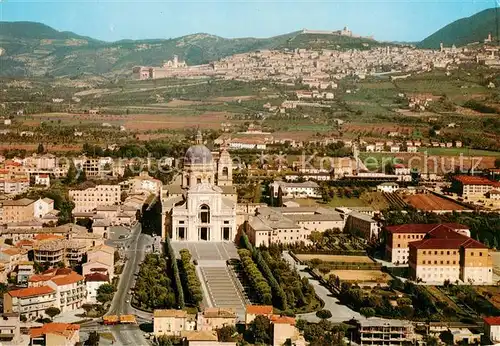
[0,0,495,42]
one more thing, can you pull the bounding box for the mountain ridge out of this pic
[0,21,383,78]
[418,8,499,49]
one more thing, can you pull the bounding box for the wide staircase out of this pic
[199,263,248,321]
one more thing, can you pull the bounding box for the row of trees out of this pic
[133,254,176,311]
[262,246,316,312]
[240,235,288,310]
[238,249,272,305]
[178,249,203,307]
[165,238,185,308]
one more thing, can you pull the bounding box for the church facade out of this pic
[161,131,237,242]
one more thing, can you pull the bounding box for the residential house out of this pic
[376,182,399,193]
[4,286,57,320]
[29,323,80,346]
[245,305,274,325]
[85,272,109,304]
[196,308,237,332]
[484,316,500,344]
[354,318,415,346]
[153,309,196,337]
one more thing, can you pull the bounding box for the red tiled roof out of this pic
[270,315,296,325]
[246,305,274,315]
[484,316,500,325]
[453,175,500,186]
[16,239,34,247]
[385,223,468,234]
[50,272,84,286]
[409,226,487,250]
[8,286,54,298]
[30,323,80,338]
[85,273,109,282]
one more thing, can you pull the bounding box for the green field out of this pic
[418,147,500,157]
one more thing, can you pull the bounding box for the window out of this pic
[479,252,482,256]
[199,204,210,223]
[222,166,229,177]
[434,261,437,264]
[423,251,426,255]
[197,178,202,184]
[447,251,450,255]
[440,251,444,255]
[434,251,438,255]
[471,252,474,256]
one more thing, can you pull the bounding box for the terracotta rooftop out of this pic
[153,309,188,318]
[270,315,296,325]
[84,273,109,282]
[30,323,79,339]
[409,226,487,250]
[8,285,55,298]
[201,308,236,319]
[454,175,500,186]
[246,305,274,315]
[385,223,468,234]
[484,316,500,325]
[50,272,84,286]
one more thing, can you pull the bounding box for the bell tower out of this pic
[217,142,233,186]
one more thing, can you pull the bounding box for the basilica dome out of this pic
[184,144,213,165]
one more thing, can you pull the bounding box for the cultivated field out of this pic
[405,193,468,212]
[296,254,375,263]
[328,270,390,284]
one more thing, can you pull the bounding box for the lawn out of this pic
[418,147,500,157]
[296,254,375,263]
[328,269,390,284]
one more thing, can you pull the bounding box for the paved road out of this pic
[105,223,154,346]
[282,251,365,323]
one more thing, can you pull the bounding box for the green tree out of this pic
[85,331,100,346]
[316,309,332,319]
[217,325,237,342]
[249,315,271,345]
[96,283,115,304]
[37,143,45,154]
[45,307,61,319]
[157,336,173,346]
[76,168,87,183]
[64,161,77,184]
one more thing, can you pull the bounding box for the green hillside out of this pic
[0,22,386,78]
[418,8,499,49]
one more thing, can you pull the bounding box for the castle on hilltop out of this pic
[302,26,374,40]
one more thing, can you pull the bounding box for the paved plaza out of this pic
[170,241,239,261]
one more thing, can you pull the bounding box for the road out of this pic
[103,223,154,345]
[282,251,365,323]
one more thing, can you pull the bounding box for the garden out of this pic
[239,235,322,314]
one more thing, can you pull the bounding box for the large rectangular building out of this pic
[452,175,500,198]
[408,226,492,284]
[69,183,120,213]
[384,223,470,265]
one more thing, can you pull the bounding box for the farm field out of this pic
[295,254,375,263]
[405,193,469,212]
[328,269,390,284]
[475,286,500,311]
[418,147,500,157]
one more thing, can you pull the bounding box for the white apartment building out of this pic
[271,181,320,199]
[69,184,120,213]
[47,272,86,313]
[4,286,57,320]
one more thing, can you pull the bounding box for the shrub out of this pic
[360,307,376,317]
[316,309,332,319]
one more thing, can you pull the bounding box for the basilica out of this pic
[161,131,237,242]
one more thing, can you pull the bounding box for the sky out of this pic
[0,0,496,42]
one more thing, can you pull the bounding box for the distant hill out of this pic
[0,22,386,78]
[418,8,499,49]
